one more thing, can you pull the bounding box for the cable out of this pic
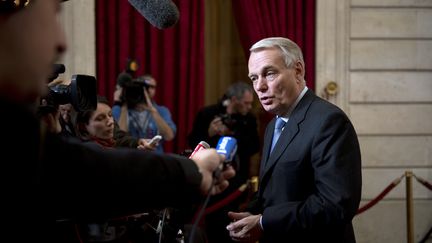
[188,176,217,243]
[158,208,168,243]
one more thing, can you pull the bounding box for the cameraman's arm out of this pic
[149,107,175,141]
[143,89,175,141]
[117,104,129,132]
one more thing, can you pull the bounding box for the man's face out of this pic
[0,0,66,103]
[232,90,254,116]
[248,47,304,116]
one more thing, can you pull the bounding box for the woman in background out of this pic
[75,96,156,150]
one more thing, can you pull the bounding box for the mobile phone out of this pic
[149,135,162,146]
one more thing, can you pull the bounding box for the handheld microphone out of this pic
[128,0,180,29]
[189,141,210,159]
[215,136,237,163]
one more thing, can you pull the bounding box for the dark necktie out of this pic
[270,117,286,154]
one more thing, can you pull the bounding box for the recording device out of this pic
[119,75,152,107]
[128,0,180,29]
[216,136,237,163]
[116,58,152,107]
[148,135,162,146]
[219,113,237,130]
[48,64,66,82]
[189,141,210,159]
[213,136,237,180]
[39,73,97,115]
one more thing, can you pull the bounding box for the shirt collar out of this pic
[278,86,308,122]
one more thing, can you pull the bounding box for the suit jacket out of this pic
[250,90,362,243]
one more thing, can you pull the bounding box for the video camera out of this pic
[116,58,152,108]
[219,113,237,131]
[119,75,153,108]
[38,64,97,115]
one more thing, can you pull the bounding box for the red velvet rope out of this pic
[204,184,248,215]
[356,175,404,215]
[190,183,248,227]
[414,175,432,191]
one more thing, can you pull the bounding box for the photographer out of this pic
[0,1,234,242]
[113,74,176,153]
[187,81,260,242]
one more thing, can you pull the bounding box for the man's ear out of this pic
[294,61,305,79]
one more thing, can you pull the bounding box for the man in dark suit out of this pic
[226,37,362,242]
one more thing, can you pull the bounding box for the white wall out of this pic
[59,0,96,81]
[317,0,432,242]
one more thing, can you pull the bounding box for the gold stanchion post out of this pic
[405,170,414,243]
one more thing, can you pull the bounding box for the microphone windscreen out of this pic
[128,0,180,29]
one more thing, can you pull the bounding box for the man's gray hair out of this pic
[225,82,253,100]
[250,37,304,69]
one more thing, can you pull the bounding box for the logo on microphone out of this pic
[216,136,237,162]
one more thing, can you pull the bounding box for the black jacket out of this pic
[249,90,362,243]
[1,98,203,242]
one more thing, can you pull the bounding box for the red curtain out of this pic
[96,0,205,153]
[231,0,315,91]
[231,0,316,136]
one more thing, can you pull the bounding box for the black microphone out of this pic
[128,0,180,29]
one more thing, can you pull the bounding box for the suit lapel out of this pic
[259,119,275,179]
[259,90,316,192]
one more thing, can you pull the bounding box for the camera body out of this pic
[39,73,97,116]
[121,76,152,108]
[219,113,237,131]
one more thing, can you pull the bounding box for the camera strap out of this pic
[128,110,157,138]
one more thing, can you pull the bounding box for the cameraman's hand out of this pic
[208,117,229,137]
[142,88,156,112]
[113,85,123,103]
[190,148,235,195]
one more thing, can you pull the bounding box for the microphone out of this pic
[215,136,237,163]
[189,141,210,159]
[128,0,180,29]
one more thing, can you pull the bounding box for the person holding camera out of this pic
[0,1,235,242]
[113,74,176,153]
[187,81,260,242]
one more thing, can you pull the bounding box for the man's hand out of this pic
[226,212,262,242]
[142,88,156,112]
[190,148,235,195]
